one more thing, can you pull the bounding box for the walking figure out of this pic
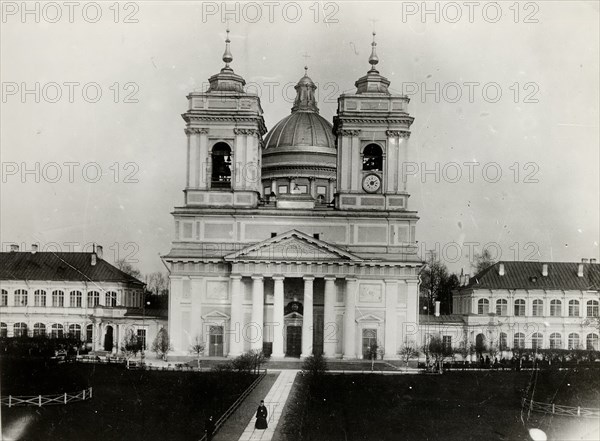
[255,400,268,430]
[205,415,215,441]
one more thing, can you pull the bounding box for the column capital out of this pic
[230,274,242,280]
[384,279,399,284]
[303,276,315,282]
[345,277,358,283]
[272,275,285,281]
[324,276,337,282]
[251,275,264,281]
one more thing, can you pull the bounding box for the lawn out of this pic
[1,358,257,441]
[291,370,600,441]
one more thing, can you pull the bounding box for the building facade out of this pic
[0,245,166,354]
[422,260,600,354]
[163,32,424,359]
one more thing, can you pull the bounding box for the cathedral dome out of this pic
[264,111,334,150]
[262,70,336,186]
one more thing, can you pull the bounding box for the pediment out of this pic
[202,310,230,320]
[355,313,384,323]
[224,230,362,262]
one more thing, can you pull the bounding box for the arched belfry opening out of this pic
[362,144,383,171]
[211,142,232,188]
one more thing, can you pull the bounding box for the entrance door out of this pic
[286,326,302,357]
[104,326,114,352]
[209,326,224,357]
[362,329,377,359]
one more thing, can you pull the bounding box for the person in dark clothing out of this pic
[205,415,215,441]
[485,355,490,367]
[255,400,268,429]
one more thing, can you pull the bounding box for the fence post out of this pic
[552,403,555,414]
[90,387,93,399]
[64,393,67,404]
[83,389,86,400]
[38,395,41,407]
[8,395,11,408]
[577,406,580,416]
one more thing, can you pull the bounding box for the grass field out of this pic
[292,370,600,441]
[1,359,257,441]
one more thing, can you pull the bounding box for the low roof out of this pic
[420,314,465,324]
[462,261,600,291]
[0,252,144,286]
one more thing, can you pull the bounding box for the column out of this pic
[272,276,285,358]
[301,277,314,358]
[228,275,243,357]
[343,278,357,359]
[323,277,337,358]
[250,276,264,351]
[384,280,398,360]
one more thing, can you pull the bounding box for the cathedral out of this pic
[163,31,423,359]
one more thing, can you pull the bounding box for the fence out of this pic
[522,398,600,419]
[199,371,267,441]
[1,387,93,408]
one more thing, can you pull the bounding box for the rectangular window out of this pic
[442,336,452,350]
[278,185,288,194]
[1,290,7,306]
[137,329,147,349]
[317,186,327,195]
[264,187,271,195]
[295,185,308,194]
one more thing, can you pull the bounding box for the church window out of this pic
[211,142,232,188]
[362,144,383,171]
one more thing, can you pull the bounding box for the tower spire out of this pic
[368,31,379,72]
[222,28,233,70]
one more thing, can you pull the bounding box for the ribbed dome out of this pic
[264,112,334,150]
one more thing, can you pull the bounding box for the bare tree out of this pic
[427,336,453,373]
[122,329,142,368]
[398,342,420,372]
[189,335,205,368]
[115,259,142,280]
[146,272,168,296]
[472,249,496,275]
[151,328,172,361]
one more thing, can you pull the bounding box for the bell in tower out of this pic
[182,29,267,208]
[333,32,415,211]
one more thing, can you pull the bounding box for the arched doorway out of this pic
[209,326,224,357]
[362,329,378,359]
[475,333,486,355]
[104,325,114,352]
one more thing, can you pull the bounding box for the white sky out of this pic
[1,1,599,275]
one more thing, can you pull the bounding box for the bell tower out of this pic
[182,30,267,208]
[333,33,414,211]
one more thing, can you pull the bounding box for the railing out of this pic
[1,387,93,407]
[199,370,267,441]
[522,398,600,419]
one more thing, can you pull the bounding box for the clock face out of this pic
[362,174,381,193]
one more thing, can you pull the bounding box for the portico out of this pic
[214,229,420,359]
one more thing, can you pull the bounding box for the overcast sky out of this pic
[1,1,598,275]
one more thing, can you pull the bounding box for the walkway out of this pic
[237,370,298,441]
[212,373,280,441]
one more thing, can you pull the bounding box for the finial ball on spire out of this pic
[222,28,233,66]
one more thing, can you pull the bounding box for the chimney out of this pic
[10,244,19,252]
[91,252,97,266]
[577,263,584,277]
[498,263,505,276]
[31,244,38,254]
[96,245,103,259]
[542,264,548,277]
[434,301,440,317]
[582,258,589,264]
[591,258,598,264]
